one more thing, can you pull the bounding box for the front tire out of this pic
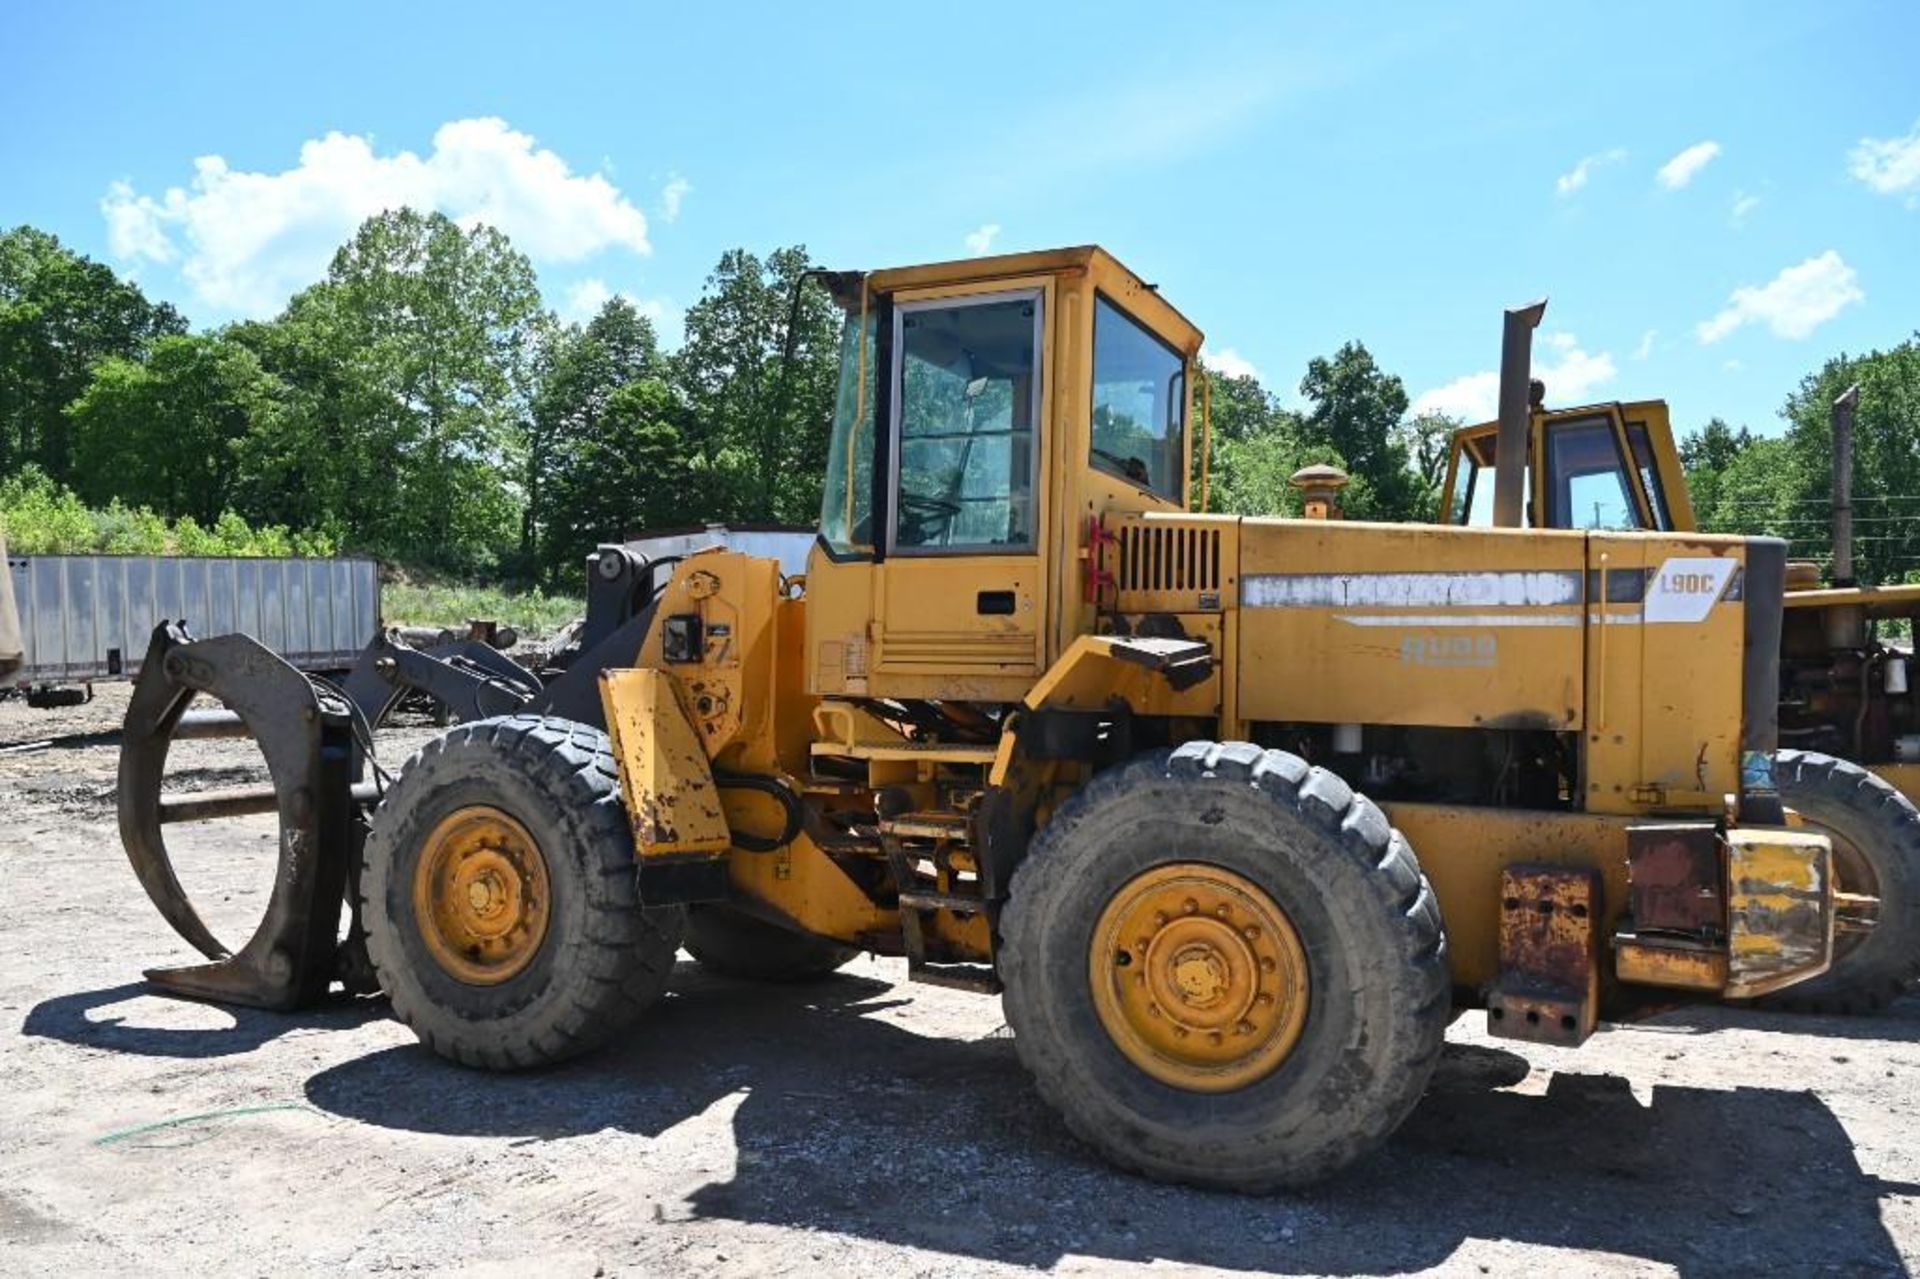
[1759,750,1920,1014]
[999,742,1449,1191]
[362,715,685,1069]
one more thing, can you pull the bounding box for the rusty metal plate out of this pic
[1725,827,1834,999]
[1626,823,1723,936]
[1488,864,1600,1047]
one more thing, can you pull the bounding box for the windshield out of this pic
[1089,296,1185,500]
[1544,415,1639,530]
[819,306,878,552]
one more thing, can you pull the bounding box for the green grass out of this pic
[382,581,584,639]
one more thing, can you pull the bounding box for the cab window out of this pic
[1625,422,1673,531]
[1449,432,1513,526]
[1089,296,1184,501]
[890,291,1040,552]
[819,307,878,551]
[1545,416,1639,530]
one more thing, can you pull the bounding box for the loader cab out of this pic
[805,247,1204,702]
[1438,400,1697,532]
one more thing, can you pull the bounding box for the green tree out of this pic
[68,331,285,523]
[540,379,694,579]
[672,246,840,524]
[1403,410,1461,513]
[1678,416,1758,528]
[1679,416,1754,473]
[1297,341,1422,520]
[237,210,547,571]
[1680,337,1920,582]
[528,296,680,580]
[0,226,185,481]
[1202,366,1284,445]
[1774,335,1920,581]
[1194,360,1314,516]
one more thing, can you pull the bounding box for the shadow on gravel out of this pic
[1647,994,1920,1044]
[22,981,386,1059]
[300,964,1920,1276]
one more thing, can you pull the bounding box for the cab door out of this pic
[868,280,1053,701]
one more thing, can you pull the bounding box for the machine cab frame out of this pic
[805,247,1204,702]
[1439,400,1697,532]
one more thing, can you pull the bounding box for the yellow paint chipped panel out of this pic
[598,668,732,856]
[1724,827,1834,998]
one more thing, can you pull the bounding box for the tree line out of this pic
[1682,339,1920,583]
[3,214,1915,589]
[0,215,839,585]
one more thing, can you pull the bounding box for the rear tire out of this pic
[362,715,684,1069]
[684,906,858,982]
[1757,749,1920,1014]
[999,741,1449,1191]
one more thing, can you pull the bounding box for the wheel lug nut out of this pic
[1183,898,1198,915]
[1260,957,1276,973]
[1214,904,1231,919]
[1209,1031,1224,1045]
[1153,912,1169,927]
[1173,1026,1189,1038]
[1242,925,1261,940]
[1236,1020,1255,1036]
[1256,993,1275,1007]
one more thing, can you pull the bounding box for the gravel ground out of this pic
[2,683,1918,1277]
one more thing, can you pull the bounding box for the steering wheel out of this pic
[897,492,961,543]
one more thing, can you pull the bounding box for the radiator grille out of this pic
[1117,524,1221,595]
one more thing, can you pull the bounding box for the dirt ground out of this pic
[2,684,1917,1278]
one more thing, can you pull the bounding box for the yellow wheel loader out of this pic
[1437,356,1920,1013]
[117,248,1899,1190]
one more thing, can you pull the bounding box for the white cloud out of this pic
[1849,120,1920,204]
[1723,359,1744,373]
[1555,148,1626,197]
[102,180,177,262]
[1730,190,1760,226]
[1656,140,1721,190]
[963,223,1001,255]
[1203,347,1261,381]
[558,276,681,344]
[1412,332,1618,421]
[1633,329,1657,360]
[1695,250,1863,343]
[660,174,691,223]
[101,117,652,317]
[562,277,616,322]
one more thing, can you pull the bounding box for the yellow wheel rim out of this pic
[412,805,551,985]
[1089,863,1310,1093]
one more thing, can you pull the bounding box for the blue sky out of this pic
[6,2,1917,435]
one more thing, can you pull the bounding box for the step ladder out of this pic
[878,810,1001,994]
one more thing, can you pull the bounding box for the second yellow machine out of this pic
[123,247,1916,1190]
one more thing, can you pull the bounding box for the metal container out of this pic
[6,554,380,684]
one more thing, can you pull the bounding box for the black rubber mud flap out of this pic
[119,622,360,1010]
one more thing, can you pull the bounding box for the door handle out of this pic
[976,590,1016,616]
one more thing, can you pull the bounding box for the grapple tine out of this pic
[119,623,228,960]
[117,622,360,1010]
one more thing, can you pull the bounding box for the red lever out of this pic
[1084,515,1117,604]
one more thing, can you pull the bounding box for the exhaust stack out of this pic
[1493,299,1548,528]
[1831,384,1860,586]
